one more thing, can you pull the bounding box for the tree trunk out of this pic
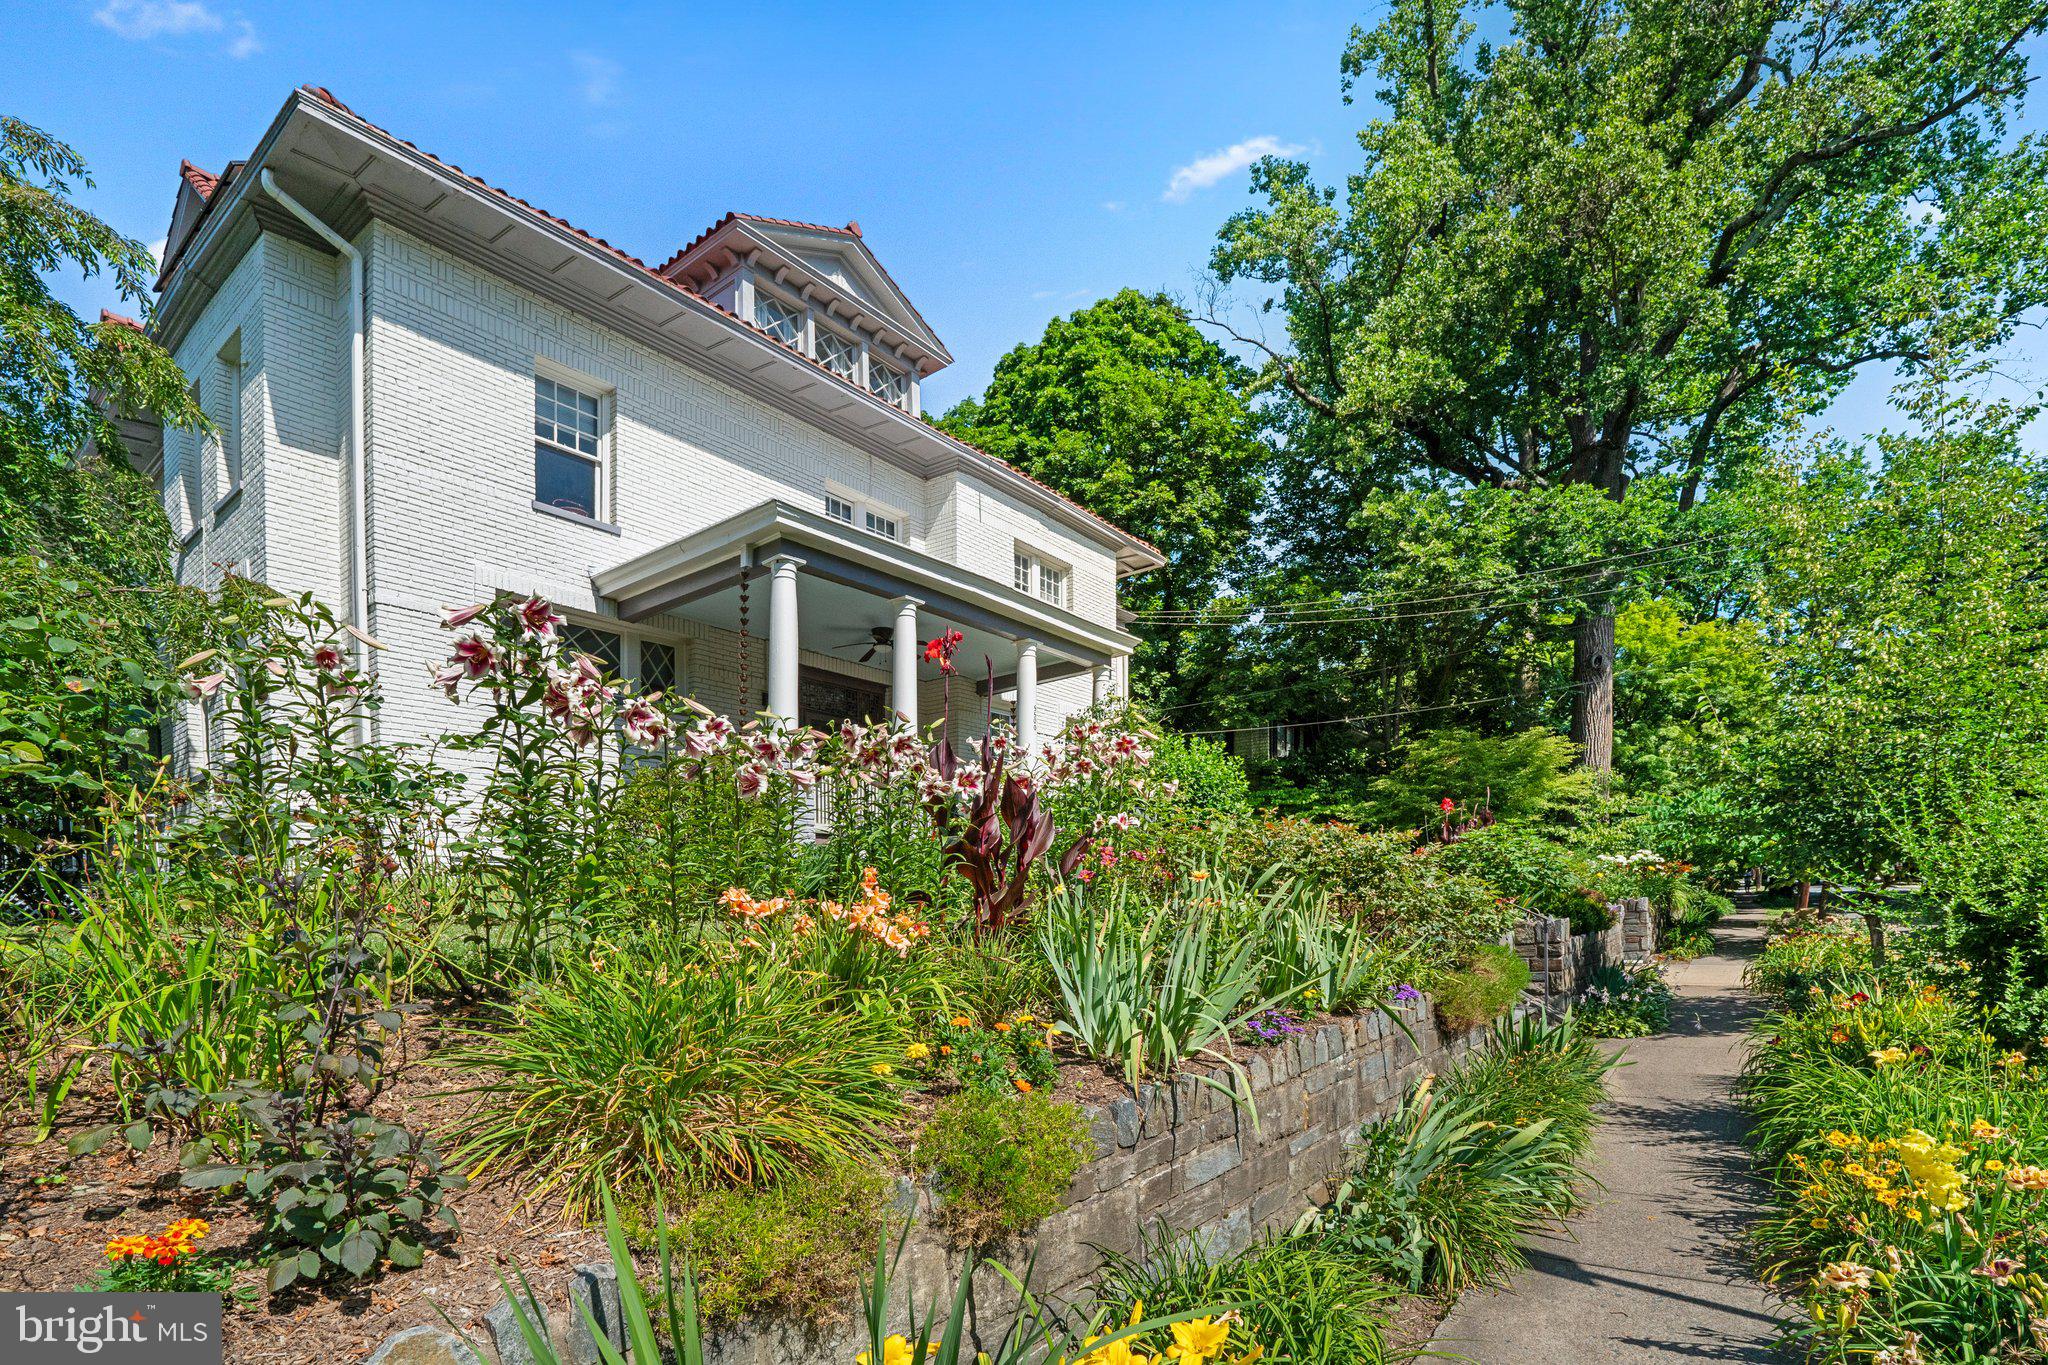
[1569,600,1616,770]
[1796,880,1812,911]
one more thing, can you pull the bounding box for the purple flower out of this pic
[1392,984,1423,1003]
[1247,1009,1306,1043]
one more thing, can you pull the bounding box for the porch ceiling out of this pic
[592,500,1134,684]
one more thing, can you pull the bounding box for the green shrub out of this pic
[1432,943,1530,1033]
[447,945,906,1218]
[1744,922,1876,1005]
[1092,1229,1396,1365]
[666,1161,886,1325]
[913,1089,1091,1243]
[1437,825,1610,931]
[925,1011,1060,1096]
[1575,962,1674,1038]
[1363,726,1599,829]
[1217,818,1511,974]
[1148,728,1253,815]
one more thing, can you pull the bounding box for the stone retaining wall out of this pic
[1513,895,1656,999]
[370,905,1654,1365]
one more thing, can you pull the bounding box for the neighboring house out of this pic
[131,87,1161,778]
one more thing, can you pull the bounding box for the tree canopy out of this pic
[1205,0,2048,766]
[940,289,1270,706]
[1,114,203,585]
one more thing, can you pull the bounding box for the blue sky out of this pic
[17,0,2044,441]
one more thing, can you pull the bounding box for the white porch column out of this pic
[1014,638,1040,745]
[1091,664,1110,707]
[891,596,922,731]
[766,554,804,725]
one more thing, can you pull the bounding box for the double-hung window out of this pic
[754,292,802,347]
[534,375,604,520]
[1013,548,1069,608]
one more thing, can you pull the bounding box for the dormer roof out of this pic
[658,213,952,375]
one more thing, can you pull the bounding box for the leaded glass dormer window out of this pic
[754,291,801,347]
[816,329,858,379]
[867,358,908,408]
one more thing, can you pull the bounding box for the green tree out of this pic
[3,114,203,585]
[940,290,1270,705]
[1205,0,2048,768]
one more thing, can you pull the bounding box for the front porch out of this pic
[590,499,1134,742]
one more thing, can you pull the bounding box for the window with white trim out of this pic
[534,374,605,520]
[1012,548,1070,607]
[754,291,802,347]
[815,329,859,379]
[867,357,909,409]
[639,640,677,696]
[560,623,623,675]
[825,488,904,543]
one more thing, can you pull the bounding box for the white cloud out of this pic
[94,0,259,58]
[1101,200,1126,213]
[571,52,623,107]
[1162,135,1304,203]
[148,237,168,268]
[93,0,221,40]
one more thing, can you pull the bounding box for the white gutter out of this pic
[259,170,371,741]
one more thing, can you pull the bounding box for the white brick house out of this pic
[133,87,1160,774]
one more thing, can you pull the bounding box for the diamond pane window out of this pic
[754,292,802,347]
[639,641,677,696]
[816,330,858,378]
[561,624,623,676]
[867,358,908,407]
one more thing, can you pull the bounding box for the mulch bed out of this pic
[0,1014,1178,1364]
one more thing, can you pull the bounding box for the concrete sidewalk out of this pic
[1428,908,1787,1362]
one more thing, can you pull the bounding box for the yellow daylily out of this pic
[1165,1318,1232,1363]
[857,1336,938,1365]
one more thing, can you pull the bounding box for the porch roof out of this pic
[591,499,1138,674]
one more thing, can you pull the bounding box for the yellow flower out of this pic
[1190,869,1210,882]
[1166,1317,1232,1363]
[1081,1337,1154,1365]
[1971,1119,2006,1141]
[2002,1052,2029,1069]
[905,1043,932,1062]
[1825,1131,1860,1149]
[1869,1046,1908,1067]
[857,1335,937,1365]
[1986,1160,2007,1173]
[2006,1164,2048,1191]
[871,1062,894,1077]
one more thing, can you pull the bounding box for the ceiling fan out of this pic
[827,626,896,663]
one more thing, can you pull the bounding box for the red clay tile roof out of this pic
[179,160,219,200]
[99,310,144,332]
[205,87,1159,565]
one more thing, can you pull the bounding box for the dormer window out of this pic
[867,358,909,409]
[816,329,859,380]
[754,292,801,347]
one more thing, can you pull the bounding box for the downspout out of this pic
[258,170,370,742]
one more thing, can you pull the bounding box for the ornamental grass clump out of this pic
[1301,1012,1610,1291]
[1431,942,1531,1033]
[447,943,906,1219]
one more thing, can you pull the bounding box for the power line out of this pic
[1129,533,1750,623]
[1179,681,1592,738]
[1139,547,1744,632]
